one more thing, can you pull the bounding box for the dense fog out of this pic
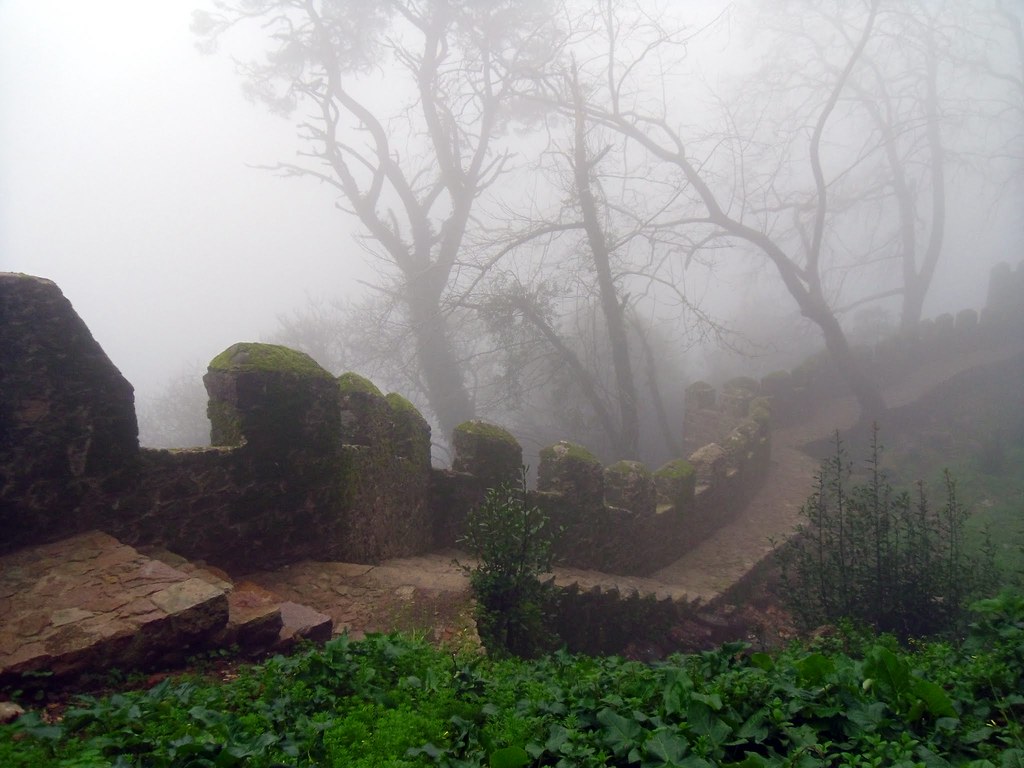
[2,0,1021,462]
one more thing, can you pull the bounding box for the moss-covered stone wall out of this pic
[0,274,778,576]
[3,263,1020,576]
[0,275,437,570]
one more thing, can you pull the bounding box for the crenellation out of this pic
[2,263,1021,581]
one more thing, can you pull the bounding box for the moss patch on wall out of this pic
[749,397,772,427]
[723,376,759,393]
[654,458,695,483]
[654,458,696,513]
[338,371,383,396]
[454,420,518,447]
[539,441,600,466]
[385,392,423,420]
[209,343,330,378]
[207,399,242,447]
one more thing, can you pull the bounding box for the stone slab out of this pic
[0,531,227,684]
[213,582,284,653]
[277,601,333,647]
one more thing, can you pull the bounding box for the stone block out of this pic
[337,372,387,446]
[386,393,431,465]
[723,376,760,395]
[604,460,655,515]
[0,274,139,554]
[204,342,338,455]
[216,581,284,654]
[452,420,522,491]
[685,381,716,410]
[277,601,333,648]
[0,531,227,685]
[653,459,696,512]
[688,443,728,489]
[538,441,604,509]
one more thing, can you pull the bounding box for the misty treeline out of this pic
[140,0,1023,462]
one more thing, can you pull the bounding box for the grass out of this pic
[2,590,1023,767]
[883,433,1024,580]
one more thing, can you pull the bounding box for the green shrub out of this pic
[457,468,560,658]
[777,426,999,640]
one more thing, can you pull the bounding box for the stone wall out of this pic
[0,275,445,571]
[3,262,1021,578]
[530,395,771,575]
[743,260,1024,425]
[0,275,139,554]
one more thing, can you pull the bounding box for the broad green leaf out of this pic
[490,745,530,768]
[915,746,953,768]
[724,753,779,768]
[846,701,887,731]
[597,707,643,755]
[662,670,694,718]
[794,653,835,685]
[645,728,689,765]
[691,692,724,711]
[911,679,957,719]
[545,724,570,753]
[964,725,994,744]
[687,701,731,745]
[864,646,910,697]
[735,710,770,741]
[749,653,774,671]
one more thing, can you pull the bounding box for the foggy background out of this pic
[2,0,1020,460]
[0,1,367,394]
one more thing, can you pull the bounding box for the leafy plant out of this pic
[777,426,1000,640]
[457,467,560,658]
[3,606,1024,766]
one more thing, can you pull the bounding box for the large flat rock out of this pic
[0,531,227,684]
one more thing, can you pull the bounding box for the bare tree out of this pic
[554,0,889,417]
[774,1,953,330]
[465,59,715,460]
[193,0,564,439]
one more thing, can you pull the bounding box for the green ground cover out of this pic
[885,432,1024,580]
[2,590,1022,768]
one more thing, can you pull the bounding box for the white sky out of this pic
[1,0,1019,405]
[0,0,362,395]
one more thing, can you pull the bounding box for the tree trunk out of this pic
[901,15,946,330]
[406,285,475,443]
[571,68,640,460]
[806,300,887,419]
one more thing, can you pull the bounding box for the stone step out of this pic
[277,601,333,648]
[0,532,334,687]
[215,582,284,654]
[0,531,227,685]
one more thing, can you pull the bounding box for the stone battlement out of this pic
[2,274,761,576]
[3,264,1021,577]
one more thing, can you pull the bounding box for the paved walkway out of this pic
[244,342,1024,633]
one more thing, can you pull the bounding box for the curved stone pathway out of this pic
[247,341,1024,637]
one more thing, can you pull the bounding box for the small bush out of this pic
[777,425,999,640]
[457,468,560,658]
